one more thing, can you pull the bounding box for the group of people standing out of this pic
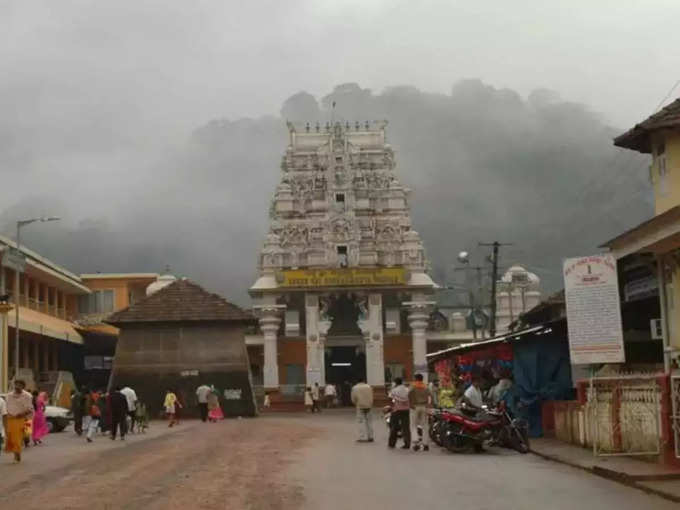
[347,374,433,448]
[348,371,512,451]
[303,381,354,412]
[71,385,143,442]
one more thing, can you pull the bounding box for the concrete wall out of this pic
[110,322,256,418]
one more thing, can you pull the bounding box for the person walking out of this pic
[71,388,84,436]
[85,389,101,443]
[324,383,336,408]
[388,377,411,449]
[311,382,321,413]
[164,389,181,427]
[120,385,138,433]
[207,386,225,422]
[196,383,211,422]
[32,391,49,446]
[409,373,431,451]
[351,379,374,442]
[4,380,33,463]
[109,387,129,440]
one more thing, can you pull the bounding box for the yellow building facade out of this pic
[0,235,90,392]
[0,233,160,393]
[604,98,680,370]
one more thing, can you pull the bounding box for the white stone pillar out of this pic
[305,294,325,386]
[255,305,285,389]
[365,293,385,386]
[405,299,435,383]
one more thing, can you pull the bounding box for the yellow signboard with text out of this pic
[278,267,408,288]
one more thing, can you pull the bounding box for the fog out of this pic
[1,1,670,304]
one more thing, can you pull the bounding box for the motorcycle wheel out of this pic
[429,422,442,446]
[444,424,472,453]
[510,427,530,454]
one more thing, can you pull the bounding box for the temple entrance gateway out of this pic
[250,121,437,406]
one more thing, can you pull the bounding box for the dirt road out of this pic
[0,418,319,510]
[2,412,676,510]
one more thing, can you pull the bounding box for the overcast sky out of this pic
[0,1,673,298]
[2,1,677,133]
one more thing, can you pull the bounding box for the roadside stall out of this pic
[427,320,573,437]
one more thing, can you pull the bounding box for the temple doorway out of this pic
[324,345,366,406]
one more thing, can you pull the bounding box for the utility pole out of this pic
[479,241,513,338]
[14,217,60,380]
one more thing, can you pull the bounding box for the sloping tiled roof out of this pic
[614,98,680,153]
[106,279,254,325]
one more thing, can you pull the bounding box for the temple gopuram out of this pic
[249,120,437,404]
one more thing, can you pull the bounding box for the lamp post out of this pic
[13,217,60,381]
[455,251,486,340]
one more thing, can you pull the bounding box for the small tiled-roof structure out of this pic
[615,98,680,153]
[106,279,254,325]
[516,289,565,327]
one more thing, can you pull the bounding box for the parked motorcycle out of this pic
[441,402,529,454]
[428,408,444,446]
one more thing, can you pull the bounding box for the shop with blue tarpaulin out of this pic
[427,319,573,437]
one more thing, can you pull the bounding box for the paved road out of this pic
[289,411,676,510]
[0,411,675,509]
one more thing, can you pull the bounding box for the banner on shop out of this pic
[563,254,625,364]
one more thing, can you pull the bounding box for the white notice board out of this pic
[563,254,625,364]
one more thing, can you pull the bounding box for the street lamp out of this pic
[13,217,60,381]
[454,250,487,340]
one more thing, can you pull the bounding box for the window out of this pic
[78,289,115,314]
[335,193,345,203]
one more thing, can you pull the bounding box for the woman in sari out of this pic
[207,386,224,422]
[32,391,49,445]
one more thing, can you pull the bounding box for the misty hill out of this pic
[1,80,651,305]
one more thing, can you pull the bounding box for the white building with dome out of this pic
[495,265,542,333]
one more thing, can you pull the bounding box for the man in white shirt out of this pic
[196,384,212,422]
[463,377,484,410]
[324,383,336,408]
[120,386,138,432]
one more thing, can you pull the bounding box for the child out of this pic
[304,387,313,412]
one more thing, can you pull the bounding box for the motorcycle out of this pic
[428,408,444,446]
[441,402,529,454]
